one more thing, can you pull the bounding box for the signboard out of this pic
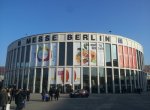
[73,43,81,65]
[89,43,97,65]
[74,68,80,84]
[97,43,104,66]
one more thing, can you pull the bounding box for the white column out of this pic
[112,68,115,93]
[124,70,127,90]
[98,67,100,94]
[89,67,91,94]
[129,70,132,92]
[33,68,36,93]
[137,71,140,88]
[26,68,30,90]
[105,68,108,93]
[40,68,43,93]
[47,68,50,92]
[118,69,121,93]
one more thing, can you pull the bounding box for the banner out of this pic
[73,43,81,65]
[51,43,57,66]
[97,43,104,66]
[65,68,72,84]
[43,44,51,66]
[129,48,133,68]
[50,68,56,84]
[124,46,129,68]
[133,48,137,69]
[74,68,80,84]
[82,43,89,65]
[37,44,43,66]
[118,45,124,68]
[89,43,97,65]
[30,45,36,66]
[57,68,64,84]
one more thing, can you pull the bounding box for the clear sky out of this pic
[0,0,150,66]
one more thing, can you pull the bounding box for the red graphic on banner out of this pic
[133,48,137,69]
[129,48,133,68]
[124,46,129,68]
[118,45,124,68]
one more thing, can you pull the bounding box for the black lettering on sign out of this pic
[105,36,110,42]
[67,34,73,40]
[52,35,58,41]
[45,35,50,41]
[83,34,89,40]
[75,34,81,40]
[38,36,43,42]
[91,35,95,40]
[32,37,36,43]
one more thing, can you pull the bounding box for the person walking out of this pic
[48,88,54,101]
[0,88,8,110]
[54,88,59,101]
[41,90,46,101]
[10,88,16,103]
[26,89,30,101]
[15,89,24,110]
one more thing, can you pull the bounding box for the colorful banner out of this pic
[50,68,56,84]
[73,43,81,65]
[74,68,80,84]
[124,46,129,68]
[65,68,72,84]
[133,48,137,69]
[97,43,104,66]
[30,45,36,66]
[57,68,64,84]
[51,43,57,66]
[82,43,89,65]
[118,45,124,68]
[89,43,97,65]
[43,44,51,66]
[129,48,133,68]
[37,44,43,66]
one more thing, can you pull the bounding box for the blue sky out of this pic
[0,0,150,66]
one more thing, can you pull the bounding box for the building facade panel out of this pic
[4,32,146,93]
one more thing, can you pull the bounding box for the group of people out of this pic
[0,88,31,110]
[41,88,60,102]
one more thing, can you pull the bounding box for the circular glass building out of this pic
[4,32,146,93]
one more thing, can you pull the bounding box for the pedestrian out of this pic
[10,88,16,103]
[48,88,54,101]
[44,92,50,102]
[21,89,27,108]
[15,89,24,110]
[0,88,8,110]
[26,89,30,101]
[7,88,11,104]
[54,88,59,101]
[41,90,46,101]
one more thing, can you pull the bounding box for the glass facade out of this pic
[91,67,98,93]
[105,44,112,66]
[5,32,146,94]
[99,68,105,93]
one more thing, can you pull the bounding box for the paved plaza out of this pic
[8,92,150,110]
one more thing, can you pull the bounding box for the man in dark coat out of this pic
[0,88,8,110]
[15,89,24,110]
[54,88,59,101]
[48,88,54,101]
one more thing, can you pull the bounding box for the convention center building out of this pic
[4,32,146,94]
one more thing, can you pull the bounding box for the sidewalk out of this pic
[9,91,150,110]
